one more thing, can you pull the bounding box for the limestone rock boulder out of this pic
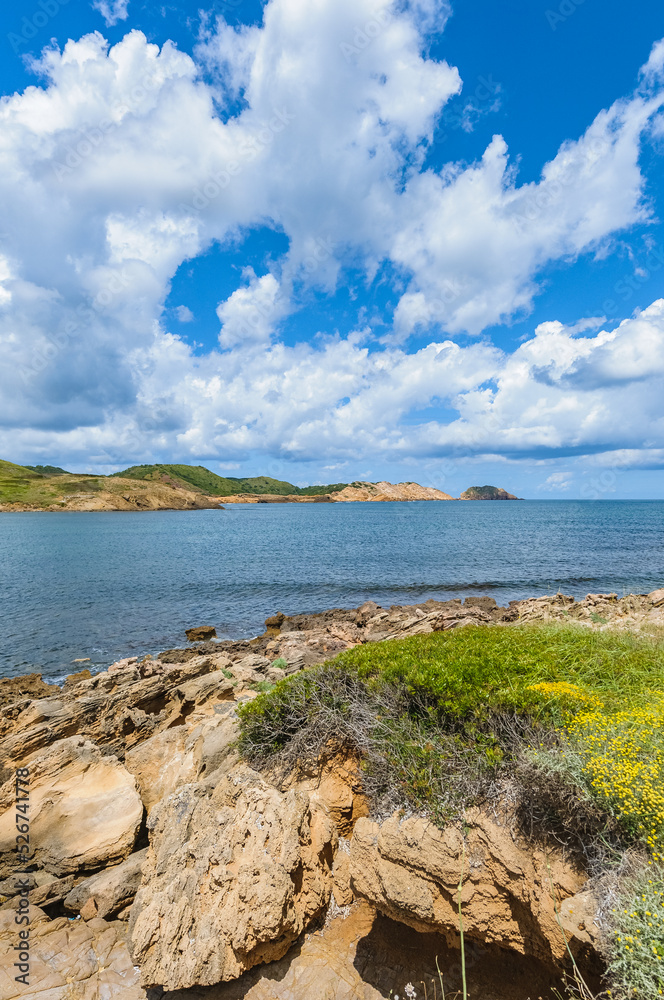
[349,809,595,968]
[128,764,336,990]
[0,737,143,878]
[64,849,148,919]
[124,708,239,812]
[0,904,146,999]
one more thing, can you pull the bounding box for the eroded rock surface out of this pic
[349,809,597,968]
[64,849,148,919]
[128,764,336,990]
[0,589,649,995]
[0,904,147,999]
[0,737,143,878]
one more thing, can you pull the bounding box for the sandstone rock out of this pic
[63,668,93,690]
[0,672,59,710]
[124,705,240,812]
[0,871,76,909]
[191,712,240,778]
[264,612,285,628]
[649,588,664,607]
[349,809,594,967]
[162,903,383,1000]
[559,888,601,951]
[125,726,198,813]
[230,654,271,684]
[464,596,498,611]
[30,874,76,908]
[0,655,220,766]
[355,601,380,626]
[266,664,286,683]
[169,669,235,716]
[64,849,148,918]
[303,757,369,837]
[128,764,336,990]
[0,737,143,878]
[0,904,147,999]
[162,899,569,1000]
[186,626,217,641]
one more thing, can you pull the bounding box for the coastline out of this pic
[0,586,662,998]
[2,586,662,699]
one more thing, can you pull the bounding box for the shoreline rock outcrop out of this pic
[3,588,663,997]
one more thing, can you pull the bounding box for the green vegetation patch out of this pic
[23,464,70,476]
[238,624,664,998]
[607,862,664,999]
[112,463,351,497]
[239,626,664,819]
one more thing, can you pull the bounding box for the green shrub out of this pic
[237,623,664,998]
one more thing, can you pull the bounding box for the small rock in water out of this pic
[185,625,217,641]
[72,657,91,662]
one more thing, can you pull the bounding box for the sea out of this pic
[1,500,663,681]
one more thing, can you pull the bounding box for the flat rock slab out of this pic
[0,904,146,999]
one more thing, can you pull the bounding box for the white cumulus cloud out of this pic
[0,5,663,472]
[92,0,130,28]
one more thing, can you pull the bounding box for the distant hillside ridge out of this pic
[112,464,351,497]
[3,459,521,509]
[0,459,223,512]
[459,485,521,500]
[24,464,70,476]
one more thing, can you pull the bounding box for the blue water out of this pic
[0,500,663,681]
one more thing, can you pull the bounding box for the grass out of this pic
[111,463,351,496]
[606,861,664,999]
[0,457,365,505]
[237,623,664,999]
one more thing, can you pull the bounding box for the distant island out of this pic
[459,485,520,500]
[0,459,522,511]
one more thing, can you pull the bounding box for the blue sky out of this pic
[1,0,664,497]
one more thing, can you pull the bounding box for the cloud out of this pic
[92,0,130,28]
[217,271,289,349]
[539,472,572,492]
[174,305,194,323]
[0,9,663,469]
[4,297,664,472]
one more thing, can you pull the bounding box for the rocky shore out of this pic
[1,588,663,999]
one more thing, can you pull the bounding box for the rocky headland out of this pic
[0,459,520,511]
[1,587,663,998]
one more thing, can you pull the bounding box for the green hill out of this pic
[0,459,43,502]
[24,465,70,476]
[112,464,349,497]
